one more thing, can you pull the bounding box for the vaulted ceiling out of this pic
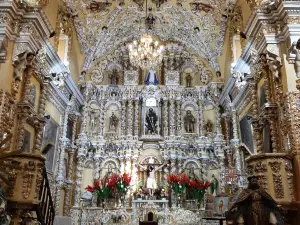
[66,0,236,71]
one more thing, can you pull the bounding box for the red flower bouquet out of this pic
[85,173,132,201]
[167,173,211,200]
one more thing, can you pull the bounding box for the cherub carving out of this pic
[13,51,35,81]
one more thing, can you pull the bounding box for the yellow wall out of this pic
[45,101,62,124]
[69,29,85,85]
[237,0,252,28]
[218,28,231,82]
[42,0,59,46]
[0,40,14,93]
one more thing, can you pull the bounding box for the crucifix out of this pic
[138,157,167,196]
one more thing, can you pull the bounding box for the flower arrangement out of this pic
[187,179,211,201]
[85,180,111,201]
[85,173,132,201]
[167,174,190,195]
[167,173,211,201]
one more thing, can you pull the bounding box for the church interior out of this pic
[0,0,300,224]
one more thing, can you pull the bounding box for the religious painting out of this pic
[239,114,254,153]
[42,118,59,172]
[205,194,215,217]
[214,196,229,216]
[145,107,159,135]
[21,130,31,152]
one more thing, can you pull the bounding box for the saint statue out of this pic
[205,119,213,133]
[186,74,192,87]
[90,111,95,132]
[109,69,119,85]
[188,167,197,180]
[291,39,300,78]
[138,157,167,196]
[145,108,158,134]
[184,110,196,133]
[109,112,118,132]
[210,174,218,196]
[145,68,159,85]
[13,51,35,81]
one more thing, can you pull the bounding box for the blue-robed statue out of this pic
[145,68,159,85]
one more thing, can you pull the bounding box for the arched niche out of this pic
[99,158,120,178]
[181,101,199,134]
[104,101,121,134]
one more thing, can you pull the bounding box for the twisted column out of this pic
[127,100,134,136]
[198,101,204,136]
[74,157,84,206]
[99,102,105,136]
[63,150,75,215]
[121,100,127,136]
[249,81,263,153]
[33,79,50,153]
[176,100,181,136]
[231,110,239,140]
[163,100,169,137]
[215,106,222,134]
[169,100,175,136]
[134,100,139,137]
[15,67,33,152]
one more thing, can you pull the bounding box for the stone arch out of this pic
[83,159,94,169]
[183,159,201,169]
[181,100,198,111]
[104,100,121,110]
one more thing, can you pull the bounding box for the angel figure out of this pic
[13,51,35,81]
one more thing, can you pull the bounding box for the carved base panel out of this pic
[246,153,294,202]
[1,152,45,204]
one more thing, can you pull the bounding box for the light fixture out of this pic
[127,0,164,69]
[128,34,164,69]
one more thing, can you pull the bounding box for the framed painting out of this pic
[214,197,229,216]
[21,130,31,152]
[42,118,59,172]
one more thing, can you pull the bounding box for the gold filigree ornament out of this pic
[22,161,36,199]
[269,161,281,173]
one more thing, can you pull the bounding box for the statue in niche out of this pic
[186,73,193,87]
[138,157,167,196]
[109,112,118,132]
[28,85,36,107]
[145,108,158,134]
[291,39,300,78]
[146,13,156,30]
[205,119,213,133]
[210,174,218,196]
[109,69,119,85]
[13,51,35,81]
[184,110,196,133]
[90,111,95,132]
[145,68,159,85]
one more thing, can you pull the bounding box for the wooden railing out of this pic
[36,166,55,225]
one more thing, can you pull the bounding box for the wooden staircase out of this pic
[36,166,55,225]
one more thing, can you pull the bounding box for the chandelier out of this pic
[128,34,164,69]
